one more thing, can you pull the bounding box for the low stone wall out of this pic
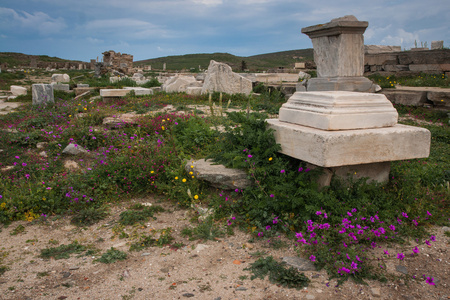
[364,49,450,76]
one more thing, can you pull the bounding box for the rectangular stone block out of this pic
[100,89,130,97]
[431,41,444,50]
[380,90,427,106]
[74,87,95,96]
[279,91,398,130]
[10,85,27,96]
[123,87,153,96]
[409,64,442,73]
[266,119,430,167]
[32,84,54,106]
[52,84,70,91]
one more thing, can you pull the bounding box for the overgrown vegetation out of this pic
[369,73,450,88]
[0,77,448,285]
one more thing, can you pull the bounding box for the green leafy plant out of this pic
[71,207,108,226]
[119,204,165,225]
[39,241,87,260]
[96,247,127,264]
[245,256,310,289]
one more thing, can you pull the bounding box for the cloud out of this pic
[192,0,223,6]
[84,18,173,39]
[86,37,103,44]
[0,7,66,35]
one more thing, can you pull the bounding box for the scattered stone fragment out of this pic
[396,265,408,275]
[282,256,317,271]
[64,160,80,170]
[182,293,195,297]
[62,272,71,278]
[69,267,79,271]
[371,287,381,297]
[186,159,253,190]
[39,151,48,157]
[201,60,253,95]
[36,142,48,149]
[306,295,316,300]
[141,253,151,256]
[236,287,247,291]
[62,143,88,155]
[195,244,209,252]
[442,226,450,232]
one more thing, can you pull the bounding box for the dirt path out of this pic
[0,196,448,300]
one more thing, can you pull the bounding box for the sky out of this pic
[0,0,449,62]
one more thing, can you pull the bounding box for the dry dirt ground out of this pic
[0,196,448,300]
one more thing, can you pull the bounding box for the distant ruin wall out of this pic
[364,49,450,76]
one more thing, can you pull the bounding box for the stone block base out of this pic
[307,162,391,187]
[306,77,377,92]
[266,119,430,168]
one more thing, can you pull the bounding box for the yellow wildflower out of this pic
[182,178,186,182]
[194,195,199,200]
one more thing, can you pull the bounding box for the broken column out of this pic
[302,15,378,92]
[267,16,431,186]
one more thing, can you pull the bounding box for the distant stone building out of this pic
[102,50,133,73]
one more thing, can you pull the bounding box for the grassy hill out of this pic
[0,49,314,72]
[135,49,314,71]
[0,52,83,67]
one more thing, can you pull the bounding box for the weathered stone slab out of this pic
[431,41,444,50]
[32,84,54,106]
[10,85,27,96]
[201,60,253,95]
[306,77,378,93]
[51,74,70,83]
[77,84,89,88]
[427,91,450,107]
[100,89,130,97]
[381,90,427,106]
[364,53,398,66]
[266,120,431,168]
[103,113,138,128]
[186,87,203,96]
[163,75,198,93]
[186,159,252,190]
[52,83,70,91]
[62,143,88,155]
[279,91,398,130]
[409,64,444,73]
[123,87,153,96]
[74,87,95,96]
[283,257,316,271]
[364,45,401,54]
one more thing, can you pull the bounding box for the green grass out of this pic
[0,80,448,285]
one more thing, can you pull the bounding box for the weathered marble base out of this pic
[306,77,377,92]
[279,91,398,130]
[266,119,431,168]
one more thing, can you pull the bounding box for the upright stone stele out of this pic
[302,15,377,92]
[267,16,431,186]
[32,84,54,106]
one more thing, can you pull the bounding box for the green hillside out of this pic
[136,49,314,71]
[0,52,82,67]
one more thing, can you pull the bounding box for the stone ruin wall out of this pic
[102,51,133,73]
[364,49,450,76]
